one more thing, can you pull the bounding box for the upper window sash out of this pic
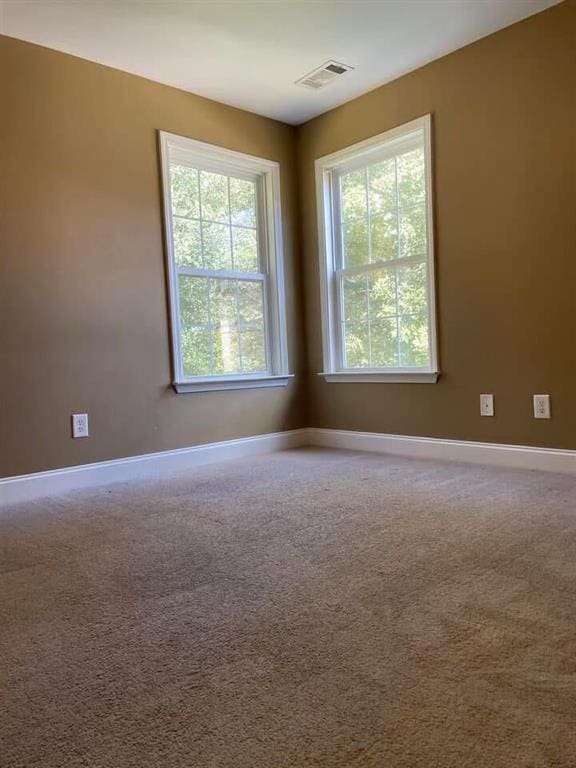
[171,173,269,278]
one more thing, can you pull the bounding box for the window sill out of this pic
[319,371,440,384]
[173,375,294,394]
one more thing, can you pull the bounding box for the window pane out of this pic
[181,328,211,377]
[232,227,259,272]
[170,165,199,219]
[342,217,369,268]
[178,275,208,326]
[230,177,257,227]
[240,328,267,372]
[200,171,228,223]
[397,148,425,208]
[341,169,369,267]
[369,159,396,216]
[399,314,429,367]
[370,212,398,261]
[210,278,237,327]
[341,169,367,221]
[238,280,264,324]
[173,218,201,267]
[397,262,427,315]
[342,274,367,323]
[344,321,369,368]
[399,202,426,258]
[370,317,398,368]
[202,222,232,271]
[213,326,241,374]
[368,268,396,318]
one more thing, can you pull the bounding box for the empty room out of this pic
[1,0,575,765]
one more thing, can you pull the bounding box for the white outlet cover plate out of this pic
[480,394,494,417]
[533,395,551,419]
[72,413,89,438]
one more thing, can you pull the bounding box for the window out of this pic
[315,115,439,383]
[159,132,290,393]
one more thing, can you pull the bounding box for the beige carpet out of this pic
[1,448,576,767]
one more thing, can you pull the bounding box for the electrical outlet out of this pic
[533,395,550,419]
[72,413,89,438]
[480,394,494,417]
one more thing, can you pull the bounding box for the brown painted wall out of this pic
[1,1,575,480]
[0,36,305,478]
[298,0,576,449]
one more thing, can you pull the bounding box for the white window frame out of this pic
[159,131,291,393]
[315,115,439,384]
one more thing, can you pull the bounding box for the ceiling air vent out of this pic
[296,60,354,90]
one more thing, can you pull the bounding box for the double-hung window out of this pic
[315,115,439,383]
[159,132,290,392]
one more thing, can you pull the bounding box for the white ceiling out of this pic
[0,0,561,124]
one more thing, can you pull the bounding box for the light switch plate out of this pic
[533,395,550,419]
[480,394,494,417]
[72,413,89,438]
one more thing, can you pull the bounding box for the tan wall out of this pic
[1,1,575,480]
[298,0,576,449]
[0,36,305,478]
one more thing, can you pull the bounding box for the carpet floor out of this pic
[1,448,576,767]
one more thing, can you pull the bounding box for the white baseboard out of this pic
[307,428,576,475]
[3,427,574,507]
[0,429,308,507]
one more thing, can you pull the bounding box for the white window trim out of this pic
[159,131,291,393]
[315,114,439,384]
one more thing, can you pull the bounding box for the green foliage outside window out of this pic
[171,166,266,376]
[339,146,429,369]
